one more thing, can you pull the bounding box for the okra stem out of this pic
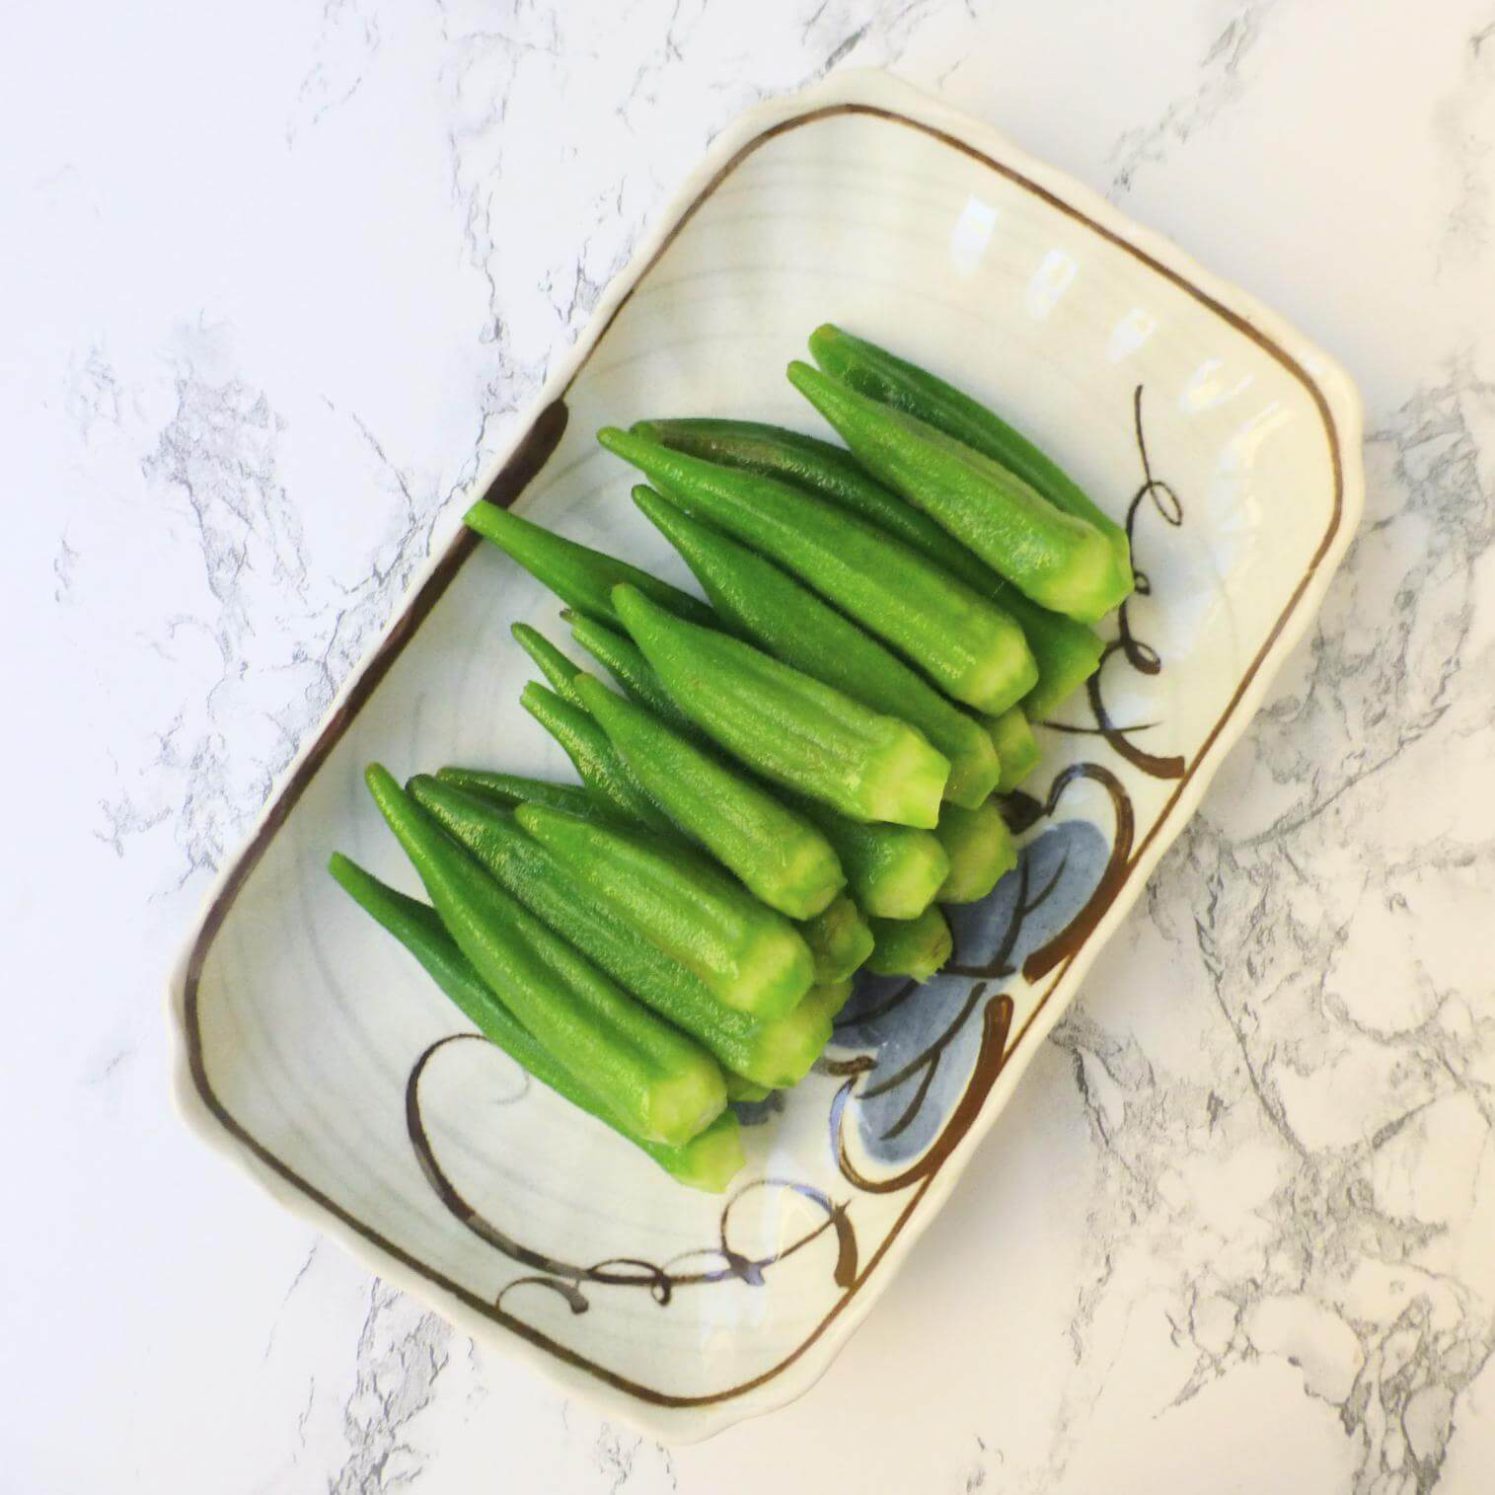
[934,800,1018,904]
[799,894,875,984]
[987,709,1041,793]
[867,905,954,982]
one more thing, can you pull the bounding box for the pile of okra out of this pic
[333,325,1134,1192]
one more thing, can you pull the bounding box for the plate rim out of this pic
[165,67,1366,1442]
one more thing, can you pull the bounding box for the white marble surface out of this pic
[5,0,1494,1489]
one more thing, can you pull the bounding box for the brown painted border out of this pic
[181,102,1347,1411]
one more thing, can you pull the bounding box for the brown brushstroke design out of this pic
[826,757,1128,1184]
[1018,762,1134,982]
[1046,385,1187,779]
[407,1034,856,1308]
[832,995,1015,1194]
[180,99,1348,1411]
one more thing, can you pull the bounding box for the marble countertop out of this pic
[6,1,1494,1490]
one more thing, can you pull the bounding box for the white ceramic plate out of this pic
[168,71,1363,1441]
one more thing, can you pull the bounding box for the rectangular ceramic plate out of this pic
[168,71,1363,1441]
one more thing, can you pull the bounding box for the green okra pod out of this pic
[612,582,951,828]
[328,852,742,1190]
[362,765,726,1146]
[512,621,586,706]
[996,591,1105,719]
[638,418,1103,718]
[514,799,817,1020]
[933,800,1018,904]
[465,500,716,628]
[408,777,836,1089]
[573,672,845,920]
[788,360,1130,624]
[987,709,1041,792]
[563,609,699,734]
[799,894,874,984]
[520,681,674,833]
[561,622,946,920]
[595,427,1037,715]
[808,323,1132,572]
[632,485,999,809]
[786,790,950,920]
[433,767,602,820]
[726,1074,772,1103]
[867,905,954,982]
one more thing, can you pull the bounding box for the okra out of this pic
[998,591,1105,718]
[807,323,1132,573]
[987,709,1041,792]
[612,583,951,828]
[867,905,954,982]
[799,894,874,984]
[520,681,674,833]
[934,800,1018,903]
[574,672,845,920]
[464,500,716,628]
[328,852,741,1190]
[815,977,856,1019]
[362,765,725,1145]
[514,799,816,1019]
[563,609,698,734]
[596,427,1037,714]
[408,777,834,1088]
[636,415,1001,592]
[639,418,1104,716]
[786,789,950,920]
[726,1074,772,1102]
[512,621,585,706]
[433,766,602,820]
[632,485,999,809]
[564,617,943,920]
[634,416,926,540]
[788,360,1130,624]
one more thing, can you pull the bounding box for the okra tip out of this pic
[364,761,401,801]
[595,425,634,456]
[806,322,845,357]
[404,771,447,804]
[785,358,817,389]
[462,497,518,539]
[609,580,647,620]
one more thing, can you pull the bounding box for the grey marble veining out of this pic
[5,0,1494,1490]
